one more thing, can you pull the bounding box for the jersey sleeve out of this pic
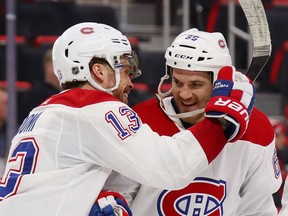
[78,101,227,190]
[103,171,140,206]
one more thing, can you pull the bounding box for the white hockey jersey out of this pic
[0,89,228,216]
[129,97,282,216]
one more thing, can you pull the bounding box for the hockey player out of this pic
[0,23,254,216]
[128,29,282,215]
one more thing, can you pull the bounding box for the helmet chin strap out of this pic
[86,65,122,94]
[157,74,172,99]
[157,74,205,119]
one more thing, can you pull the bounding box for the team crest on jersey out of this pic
[273,148,281,179]
[157,177,226,216]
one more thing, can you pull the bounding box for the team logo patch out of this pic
[218,39,226,49]
[157,177,226,216]
[80,27,94,34]
[273,148,281,179]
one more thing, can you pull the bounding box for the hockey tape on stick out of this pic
[238,0,271,81]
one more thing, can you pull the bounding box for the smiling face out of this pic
[171,68,213,124]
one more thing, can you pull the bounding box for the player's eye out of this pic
[172,78,182,87]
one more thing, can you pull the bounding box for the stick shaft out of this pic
[238,0,271,81]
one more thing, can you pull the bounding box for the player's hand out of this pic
[88,191,132,216]
[205,66,255,142]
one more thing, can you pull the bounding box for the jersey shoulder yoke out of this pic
[40,88,118,108]
[241,108,274,146]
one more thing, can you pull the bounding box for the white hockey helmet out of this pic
[52,22,141,93]
[166,28,231,80]
[157,28,232,118]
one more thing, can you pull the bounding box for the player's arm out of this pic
[102,171,140,206]
[81,66,255,190]
[194,65,254,163]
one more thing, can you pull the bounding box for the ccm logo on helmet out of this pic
[174,54,193,60]
[80,27,94,34]
[215,98,249,121]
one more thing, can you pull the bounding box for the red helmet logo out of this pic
[218,39,226,49]
[80,27,94,34]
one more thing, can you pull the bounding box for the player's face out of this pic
[172,68,213,124]
[112,57,134,104]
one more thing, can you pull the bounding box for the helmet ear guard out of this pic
[52,22,140,93]
[157,28,233,118]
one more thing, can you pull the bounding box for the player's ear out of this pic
[91,63,105,82]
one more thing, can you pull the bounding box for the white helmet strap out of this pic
[157,74,172,99]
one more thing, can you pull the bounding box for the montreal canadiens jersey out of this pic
[0,89,227,216]
[129,97,282,216]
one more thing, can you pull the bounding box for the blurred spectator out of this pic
[269,117,288,209]
[0,87,8,177]
[18,49,61,123]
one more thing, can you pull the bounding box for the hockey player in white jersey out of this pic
[0,23,255,216]
[127,29,282,215]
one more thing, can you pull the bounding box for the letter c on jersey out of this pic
[157,177,226,216]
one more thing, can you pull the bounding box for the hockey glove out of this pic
[205,66,255,142]
[88,191,132,216]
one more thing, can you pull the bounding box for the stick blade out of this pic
[246,55,270,81]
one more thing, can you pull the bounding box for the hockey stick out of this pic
[238,0,271,81]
